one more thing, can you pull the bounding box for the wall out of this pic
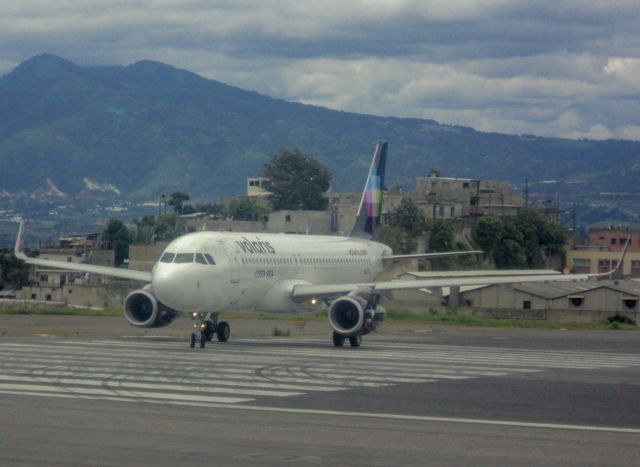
[19,281,136,308]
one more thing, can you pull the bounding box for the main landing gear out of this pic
[332,331,362,348]
[190,312,230,349]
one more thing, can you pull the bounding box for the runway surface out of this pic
[1,332,640,465]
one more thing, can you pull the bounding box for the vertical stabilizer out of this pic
[350,141,388,238]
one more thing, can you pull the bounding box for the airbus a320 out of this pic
[15,142,617,348]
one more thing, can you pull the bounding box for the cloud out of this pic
[0,0,639,139]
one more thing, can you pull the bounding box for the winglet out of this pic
[14,219,28,261]
[589,233,631,279]
[350,141,388,238]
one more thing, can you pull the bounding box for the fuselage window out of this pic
[175,253,195,264]
[160,252,175,263]
[195,253,208,265]
[203,253,216,265]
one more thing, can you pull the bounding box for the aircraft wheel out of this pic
[349,334,362,348]
[332,332,345,347]
[203,321,215,341]
[217,321,230,342]
[199,332,206,348]
[190,333,196,348]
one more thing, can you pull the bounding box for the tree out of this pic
[474,217,504,260]
[167,191,190,214]
[226,198,269,221]
[0,248,30,288]
[513,209,547,267]
[390,197,427,237]
[102,219,131,265]
[428,219,455,252]
[473,211,566,269]
[263,148,331,210]
[427,219,456,269]
[541,221,568,258]
[152,214,186,242]
[494,222,527,268]
[378,226,416,255]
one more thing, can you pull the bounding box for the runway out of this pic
[1,332,640,465]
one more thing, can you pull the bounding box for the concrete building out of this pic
[246,177,271,197]
[17,235,136,308]
[454,279,640,322]
[566,224,640,277]
[414,172,523,219]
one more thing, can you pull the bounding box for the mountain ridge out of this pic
[1,54,639,211]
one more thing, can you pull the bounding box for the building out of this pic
[414,172,523,219]
[16,234,136,308]
[246,177,271,197]
[454,279,640,322]
[566,224,640,277]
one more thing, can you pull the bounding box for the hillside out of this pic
[1,54,640,211]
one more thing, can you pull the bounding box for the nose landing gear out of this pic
[190,312,231,348]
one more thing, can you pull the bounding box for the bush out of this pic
[271,327,291,337]
[607,314,636,325]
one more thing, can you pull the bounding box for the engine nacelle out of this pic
[123,289,179,328]
[328,295,385,336]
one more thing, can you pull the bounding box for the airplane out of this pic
[14,142,626,349]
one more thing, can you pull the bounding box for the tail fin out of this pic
[350,141,388,238]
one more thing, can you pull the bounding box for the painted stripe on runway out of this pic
[0,368,345,392]
[2,344,636,370]
[4,340,640,368]
[149,402,640,435]
[0,383,253,404]
[0,374,303,397]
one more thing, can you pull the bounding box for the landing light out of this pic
[311,298,318,305]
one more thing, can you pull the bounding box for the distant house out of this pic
[566,224,640,277]
[246,177,271,197]
[414,174,523,219]
[16,236,132,308]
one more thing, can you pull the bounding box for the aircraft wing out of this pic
[294,238,630,301]
[382,250,483,262]
[14,220,152,283]
[291,273,591,301]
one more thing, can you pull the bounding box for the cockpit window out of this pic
[195,253,208,265]
[174,253,195,264]
[203,253,215,265]
[160,252,175,263]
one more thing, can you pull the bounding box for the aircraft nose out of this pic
[151,266,182,310]
[152,264,210,311]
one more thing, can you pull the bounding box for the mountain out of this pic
[1,54,640,212]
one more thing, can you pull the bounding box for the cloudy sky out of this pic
[1,0,639,140]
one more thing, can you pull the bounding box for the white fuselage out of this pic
[150,232,392,314]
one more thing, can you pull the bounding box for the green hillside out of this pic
[1,54,639,206]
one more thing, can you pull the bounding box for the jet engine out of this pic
[123,288,179,328]
[328,294,385,336]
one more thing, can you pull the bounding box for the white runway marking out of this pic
[0,338,639,409]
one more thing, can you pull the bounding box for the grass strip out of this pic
[1,305,636,330]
